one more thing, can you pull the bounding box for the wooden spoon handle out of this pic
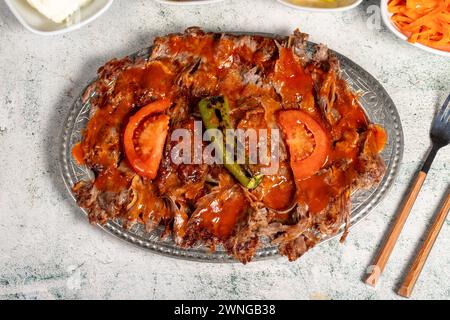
[365,171,427,287]
[398,192,450,298]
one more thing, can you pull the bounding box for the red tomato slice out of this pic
[123,99,171,179]
[277,110,330,181]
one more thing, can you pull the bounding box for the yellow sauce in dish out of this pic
[285,0,356,8]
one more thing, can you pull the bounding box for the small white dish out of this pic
[276,0,362,12]
[4,0,114,35]
[155,0,225,5]
[380,0,450,57]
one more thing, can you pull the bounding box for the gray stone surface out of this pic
[0,0,449,300]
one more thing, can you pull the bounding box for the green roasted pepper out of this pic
[199,97,263,190]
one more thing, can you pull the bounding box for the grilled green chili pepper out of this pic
[199,96,263,190]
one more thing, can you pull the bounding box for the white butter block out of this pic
[27,0,92,23]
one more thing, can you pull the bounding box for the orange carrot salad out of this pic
[388,0,450,52]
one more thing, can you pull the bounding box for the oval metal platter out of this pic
[60,35,404,262]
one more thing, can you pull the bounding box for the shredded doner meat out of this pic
[72,28,387,263]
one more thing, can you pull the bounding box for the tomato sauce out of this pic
[94,168,131,193]
[71,142,85,165]
[274,47,315,110]
[194,190,247,239]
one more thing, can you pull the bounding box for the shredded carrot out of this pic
[388,0,450,52]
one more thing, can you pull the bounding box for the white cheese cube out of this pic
[27,0,92,23]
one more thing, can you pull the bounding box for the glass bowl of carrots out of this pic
[381,0,450,57]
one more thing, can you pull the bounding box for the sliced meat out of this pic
[73,28,388,264]
[288,29,310,64]
[225,206,269,264]
[73,180,130,225]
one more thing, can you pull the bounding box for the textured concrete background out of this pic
[0,0,449,300]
